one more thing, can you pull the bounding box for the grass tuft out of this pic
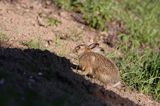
[47,17,61,26]
[21,38,45,50]
[0,33,9,42]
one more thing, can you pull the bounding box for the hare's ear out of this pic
[88,43,99,49]
[88,43,104,53]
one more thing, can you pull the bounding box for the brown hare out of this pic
[73,43,121,87]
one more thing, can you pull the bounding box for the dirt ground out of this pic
[0,0,160,106]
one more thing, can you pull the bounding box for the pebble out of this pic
[0,78,5,85]
[38,72,43,76]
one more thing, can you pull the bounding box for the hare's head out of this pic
[73,44,89,56]
[73,43,103,55]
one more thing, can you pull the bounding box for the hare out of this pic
[73,43,121,87]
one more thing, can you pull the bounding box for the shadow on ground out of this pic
[0,46,139,106]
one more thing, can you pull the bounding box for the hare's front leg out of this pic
[81,66,93,76]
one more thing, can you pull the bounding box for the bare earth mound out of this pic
[0,0,159,106]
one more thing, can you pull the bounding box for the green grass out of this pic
[116,48,160,100]
[53,0,160,101]
[47,17,61,26]
[0,33,9,42]
[53,0,160,46]
[21,38,45,50]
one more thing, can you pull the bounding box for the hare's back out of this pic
[80,52,117,69]
[94,53,120,79]
[92,53,117,70]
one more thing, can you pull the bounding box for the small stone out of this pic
[37,16,48,27]
[45,39,53,47]
[0,78,5,85]
[29,78,35,83]
[46,0,52,5]
[29,76,33,79]
[38,72,43,76]
[23,72,26,75]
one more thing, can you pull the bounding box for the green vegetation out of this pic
[21,38,45,50]
[54,33,67,56]
[116,48,160,100]
[47,17,61,26]
[53,0,160,101]
[0,33,9,42]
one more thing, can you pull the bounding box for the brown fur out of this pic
[73,44,120,86]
